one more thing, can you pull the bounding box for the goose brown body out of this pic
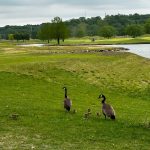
[64,97,72,111]
[63,87,72,111]
[99,94,115,120]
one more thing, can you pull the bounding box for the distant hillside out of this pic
[0,13,150,39]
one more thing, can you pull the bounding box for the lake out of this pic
[111,44,150,59]
[19,43,150,59]
[19,44,45,47]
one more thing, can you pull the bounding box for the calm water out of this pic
[19,43,150,59]
[111,44,150,59]
[19,44,44,47]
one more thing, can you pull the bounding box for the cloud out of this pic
[1,0,150,7]
[0,0,150,26]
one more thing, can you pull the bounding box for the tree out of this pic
[145,19,150,34]
[61,23,69,42]
[22,33,30,41]
[38,23,51,43]
[8,34,14,41]
[87,24,99,36]
[125,24,144,38]
[99,25,116,38]
[14,33,21,41]
[76,23,87,37]
[14,33,30,41]
[51,17,69,45]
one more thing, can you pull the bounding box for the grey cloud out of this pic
[0,0,150,26]
[0,0,149,7]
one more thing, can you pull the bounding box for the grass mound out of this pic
[0,42,150,149]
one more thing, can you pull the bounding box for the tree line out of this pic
[0,13,150,43]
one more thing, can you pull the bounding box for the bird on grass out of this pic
[63,87,72,111]
[84,108,91,119]
[98,94,115,120]
[9,113,19,120]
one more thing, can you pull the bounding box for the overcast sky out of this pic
[0,0,150,27]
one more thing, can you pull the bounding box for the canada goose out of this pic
[72,109,77,114]
[9,113,19,120]
[96,112,100,117]
[63,87,72,111]
[84,108,91,119]
[98,94,115,120]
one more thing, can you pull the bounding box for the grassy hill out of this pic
[0,42,150,149]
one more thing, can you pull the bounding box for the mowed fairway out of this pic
[0,42,150,149]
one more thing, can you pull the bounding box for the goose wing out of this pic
[102,103,115,117]
[64,98,72,108]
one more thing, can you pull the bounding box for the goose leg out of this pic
[103,113,106,119]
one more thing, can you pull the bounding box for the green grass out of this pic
[1,35,150,45]
[64,36,150,45]
[0,41,150,149]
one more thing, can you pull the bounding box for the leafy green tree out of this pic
[87,24,99,36]
[76,23,87,37]
[14,33,29,42]
[61,25,69,42]
[51,17,69,45]
[99,25,116,38]
[145,19,150,34]
[38,23,51,43]
[23,33,30,41]
[125,24,144,38]
[8,34,14,41]
[14,33,21,41]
